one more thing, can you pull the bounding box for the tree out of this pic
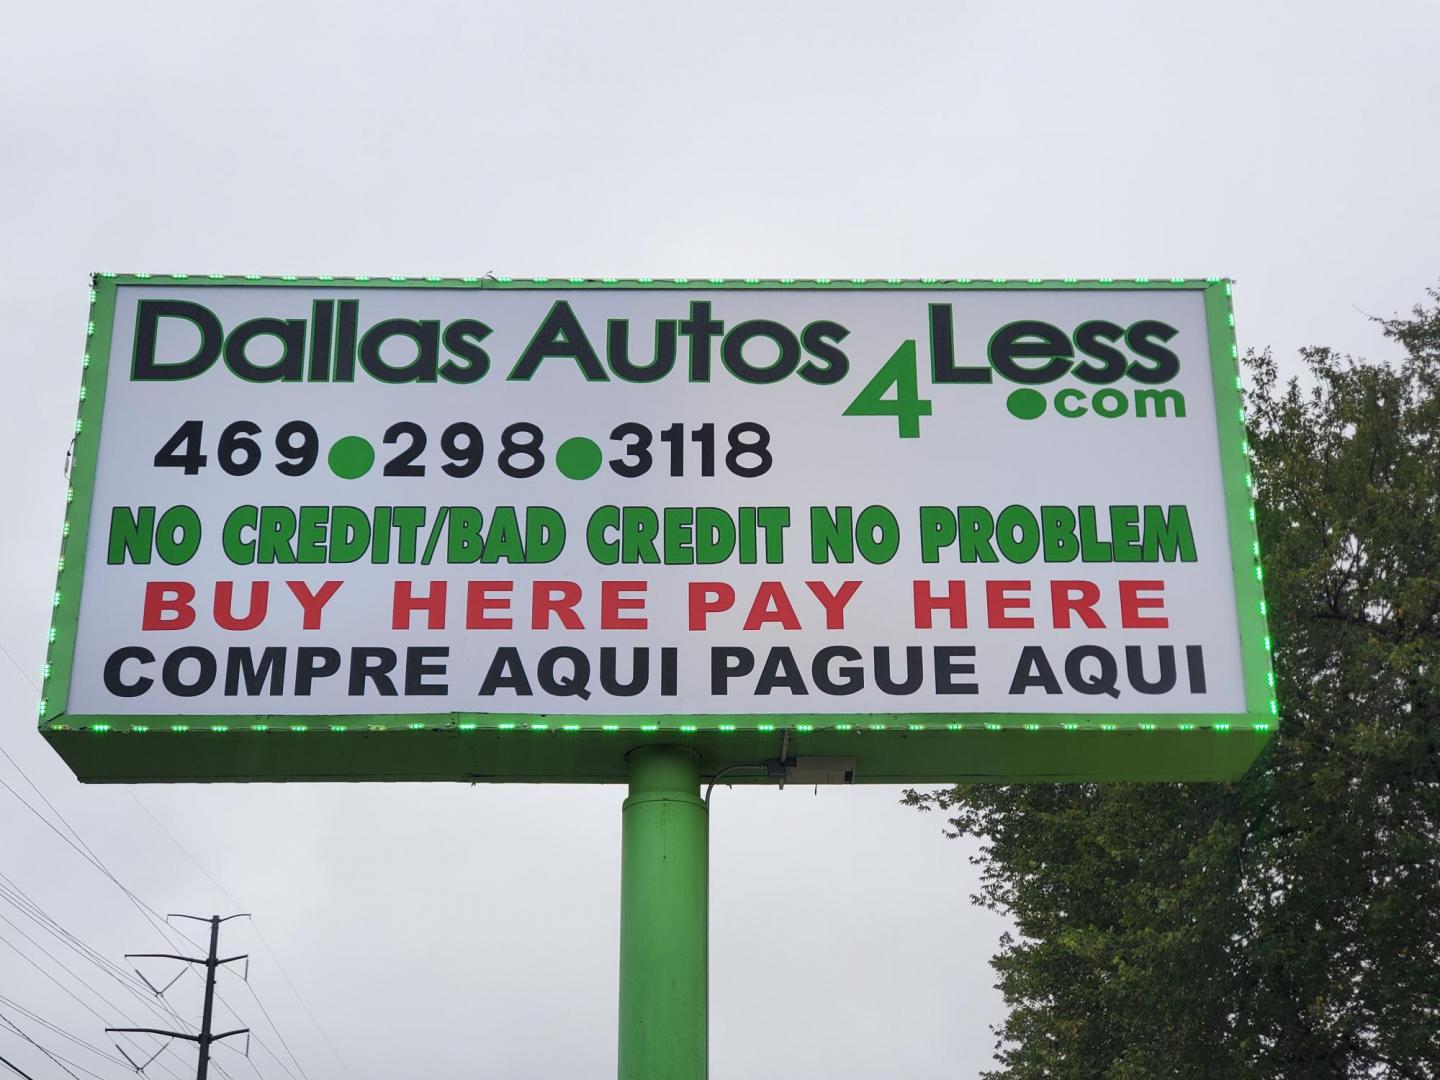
[906,288,1440,1079]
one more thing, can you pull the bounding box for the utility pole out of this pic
[109,913,250,1080]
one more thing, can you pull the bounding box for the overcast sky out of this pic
[2,2,1438,1078]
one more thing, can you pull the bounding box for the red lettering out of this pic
[986,580,1033,628]
[532,580,583,630]
[805,580,862,629]
[465,581,513,629]
[1050,580,1104,629]
[142,581,195,631]
[688,582,735,631]
[913,580,967,629]
[213,580,269,631]
[601,581,648,630]
[287,580,343,630]
[1119,580,1168,628]
[743,582,801,630]
[391,580,446,630]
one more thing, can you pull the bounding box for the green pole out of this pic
[618,746,708,1080]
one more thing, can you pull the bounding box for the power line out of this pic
[0,640,38,695]
[0,784,219,1079]
[0,769,176,950]
[3,755,294,1078]
[0,928,186,1080]
[109,915,250,1080]
[0,874,195,1031]
[124,795,241,908]
[0,1009,97,1080]
[2,650,330,1079]
[1,648,233,976]
[0,912,172,1031]
[0,994,129,1070]
[124,794,337,1080]
[0,762,247,1075]
[228,988,302,1080]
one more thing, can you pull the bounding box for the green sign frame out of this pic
[40,274,1276,784]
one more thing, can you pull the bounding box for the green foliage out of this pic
[907,289,1440,1079]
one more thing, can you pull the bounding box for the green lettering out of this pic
[587,505,620,566]
[257,507,297,564]
[448,506,485,564]
[811,507,854,564]
[1041,506,1078,562]
[919,506,957,563]
[297,506,328,563]
[1143,504,1197,562]
[663,507,695,565]
[1110,505,1141,561]
[481,507,524,563]
[526,507,565,563]
[622,508,660,564]
[995,505,1039,563]
[1078,505,1112,562]
[1135,388,1187,418]
[694,507,736,564]
[107,506,154,565]
[957,507,998,563]
[223,506,257,566]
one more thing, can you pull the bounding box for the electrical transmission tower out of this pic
[108,913,250,1079]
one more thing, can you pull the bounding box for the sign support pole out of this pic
[618,746,708,1080]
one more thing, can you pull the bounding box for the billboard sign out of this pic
[41,275,1275,782]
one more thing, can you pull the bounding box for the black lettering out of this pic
[359,319,440,383]
[711,646,753,694]
[812,645,864,695]
[678,301,724,381]
[132,300,221,380]
[1009,646,1062,694]
[479,647,532,696]
[721,320,800,384]
[405,646,449,696]
[930,303,991,383]
[660,646,678,696]
[989,320,1073,384]
[162,646,217,697]
[607,320,678,382]
[874,646,923,695]
[348,647,398,696]
[224,647,286,696]
[755,647,807,695]
[1065,645,1121,698]
[334,300,359,381]
[1126,320,1180,383]
[599,647,650,696]
[441,319,493,384]
[308,300,334,381]
[1126,645,1176,694]
[934,645,979,694]
[511,300,608,381]
[538,647,591,700]
[1186,645,1207,693]
[224,318,306,382]
[1071,320,1128,384]
[798,321,851,385]
[295,646,341,695]
[103,646,154,697]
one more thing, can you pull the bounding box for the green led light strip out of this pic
[93,272,1230,289]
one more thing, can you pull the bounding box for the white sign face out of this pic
[61,281,1264,721]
